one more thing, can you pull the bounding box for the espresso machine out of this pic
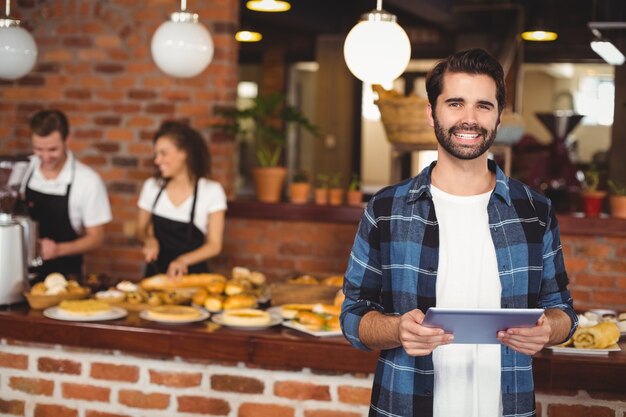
[0,158,40,305]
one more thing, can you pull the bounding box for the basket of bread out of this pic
[269,273,343,306]
[25,273,91,310]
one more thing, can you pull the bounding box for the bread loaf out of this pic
[140,273,227,290]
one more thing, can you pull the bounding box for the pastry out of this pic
[95,289,125,303]
[289,275,318,285]
[192,288,208,306]
[321,275,344,287]
[204,295,224,312]
[232,266,251,280]
[326,315,341,331]
[249,271,267,286]
[58,299,111,316]
[572,321,620,349]
[333,289,345,307]
[279,303,314,319]
[220,308,271,326]
[145,305,202,321]
[296,311,326,331]
[140,273,227,291]
[223,294,257,310]
[206,280,225,294]
[44,272,67,289]
[224,280,250,296]
[312,303,341,316]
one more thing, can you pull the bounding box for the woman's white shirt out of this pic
[137,177,227,234]
[20,152,112,234]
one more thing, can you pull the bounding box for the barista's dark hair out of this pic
[425,48,506,114]
[153,121,211,181]
[29,109,70,140]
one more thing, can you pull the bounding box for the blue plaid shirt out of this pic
[341,161,577,417]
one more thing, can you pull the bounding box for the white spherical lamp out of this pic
[151,7,214,78]
[343,4,411,84]
[0,16,38,80]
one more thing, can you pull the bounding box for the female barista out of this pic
[137,121,226,277]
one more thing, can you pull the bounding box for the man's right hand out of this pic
[399,309,454,356]
[142,237,159,262]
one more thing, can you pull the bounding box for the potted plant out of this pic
[608,179,626,219]
[214,93,318,203]
[328,172,344,206]
[314,174,329,205]
[289,170,310,204]
[580,168,607,217]
[346,173,363,207]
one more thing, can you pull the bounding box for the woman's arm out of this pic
[137,208,158,262]
[167,210,225,276]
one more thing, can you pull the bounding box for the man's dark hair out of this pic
[153,121,211,180]
[425,48,506,114]
[29,109,70,140]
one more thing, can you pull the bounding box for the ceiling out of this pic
[238,0,626,65]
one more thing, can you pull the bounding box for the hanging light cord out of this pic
[376,0,382,11]
[181,0,186,12]
[4,0,10,17]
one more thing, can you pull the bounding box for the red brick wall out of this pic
[0,0,239,279]
[1,340,624,417]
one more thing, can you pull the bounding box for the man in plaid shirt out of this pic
[341,49,577,417]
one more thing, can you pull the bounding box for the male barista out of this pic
[21,109,112,281]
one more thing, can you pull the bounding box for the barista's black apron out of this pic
[145,180,208,276]
[24,159,83,281]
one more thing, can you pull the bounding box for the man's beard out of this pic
[433,114,497,160]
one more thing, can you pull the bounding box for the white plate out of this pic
[548,344,621,356]
[212,312,282,330]
[43,306,128,322]
[281,320,343,337]
[139,309,209,324]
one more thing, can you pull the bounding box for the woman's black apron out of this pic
[24,159,83,281]
[146,180,208,276]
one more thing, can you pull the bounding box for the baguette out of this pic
[140,273,227,291]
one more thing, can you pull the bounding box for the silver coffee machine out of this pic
[0,158,40,305]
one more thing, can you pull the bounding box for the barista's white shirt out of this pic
[138,177,227,235]
[430,184,502,417]
[21,152,112,234]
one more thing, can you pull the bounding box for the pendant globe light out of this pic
[151,0,214,78]
[0,0,38,80]
[343,0,411,84]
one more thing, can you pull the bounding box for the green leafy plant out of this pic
[348,173,360,191]
[608,179,626,195]
[214,93,319,167]
[329,172,342,188]
[316,173,330,189]
[583,169,601,192]
[292,170,309,183]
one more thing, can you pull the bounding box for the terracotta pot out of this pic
[328,188,344,206]
[581,191,607,217]
[346,190,363,207]
[314,188,328,205]
[252,167,287,203]
[609,195,626,219]
[289,183,310,204]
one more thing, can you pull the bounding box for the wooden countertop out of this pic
[227,200,626,237]
[0,304,625,392]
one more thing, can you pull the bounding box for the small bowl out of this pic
[24,288,91,310]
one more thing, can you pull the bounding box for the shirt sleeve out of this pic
[137,178,157,212]
[340,197,385,351]
[204,181,227,213]
[538,201,578,342]
[80,171,112,228]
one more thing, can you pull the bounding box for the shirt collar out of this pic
[32,151,74,184]
[407,158,511,205]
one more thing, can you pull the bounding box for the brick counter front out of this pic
[1,307,625,417]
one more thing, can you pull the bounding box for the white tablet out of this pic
[422,307,544,344]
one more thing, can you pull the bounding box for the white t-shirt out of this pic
[430,185,502,417]
[137,177,227,234]
[20,152,112,234]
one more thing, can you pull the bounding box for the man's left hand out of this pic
[497,314,551,355]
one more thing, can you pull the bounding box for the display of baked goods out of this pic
[93,280,192,311]
[25,273,91,310]
[553,310,623,353]
[57,299,112,316]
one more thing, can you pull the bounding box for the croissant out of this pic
[572,322,620,349]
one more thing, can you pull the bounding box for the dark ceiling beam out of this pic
[383,0,477,31]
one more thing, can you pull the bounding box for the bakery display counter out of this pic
[0,304,625,392]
